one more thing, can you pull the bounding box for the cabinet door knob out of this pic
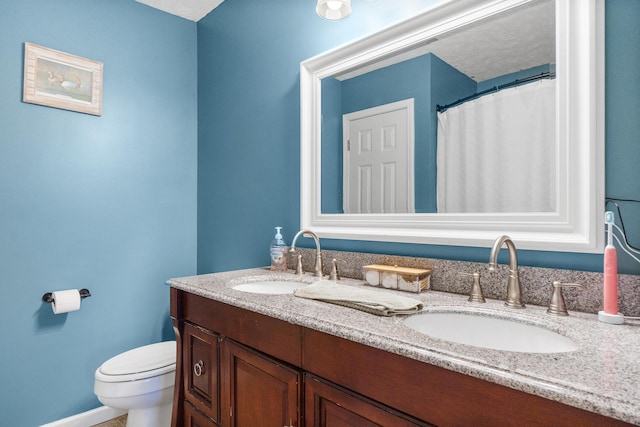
[193,359,205,377]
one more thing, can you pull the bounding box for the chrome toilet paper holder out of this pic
[42,288,91,304]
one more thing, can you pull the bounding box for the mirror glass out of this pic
[300,0,604,252]
[321,0,555,215]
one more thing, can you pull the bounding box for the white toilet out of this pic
[94,341,176,427]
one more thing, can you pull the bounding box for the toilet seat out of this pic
[94,341,176,426]
[96,341,176,383]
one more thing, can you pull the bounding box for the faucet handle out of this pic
[329,258,343,281]
[458,272,485,303]
[295,255,304,275]
[547,281,586,316]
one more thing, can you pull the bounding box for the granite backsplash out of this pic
[288,248,640,317]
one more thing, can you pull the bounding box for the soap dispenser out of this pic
[270,226,288,272]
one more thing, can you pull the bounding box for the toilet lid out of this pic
[100,341,176,376]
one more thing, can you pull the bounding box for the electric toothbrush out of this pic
[598,211,624,324]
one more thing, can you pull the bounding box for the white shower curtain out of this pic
[437,79,556,213]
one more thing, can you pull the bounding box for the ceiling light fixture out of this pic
[316,0,352,20]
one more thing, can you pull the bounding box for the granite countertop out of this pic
[168,267,640,425]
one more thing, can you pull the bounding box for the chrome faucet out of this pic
[289,229,323,277]
[488,235,525,308]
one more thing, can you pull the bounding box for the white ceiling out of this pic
[135,0,224,21]
[430,0,555,81]
[336,0,555,82]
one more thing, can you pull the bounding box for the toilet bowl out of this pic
[94,341,176,427]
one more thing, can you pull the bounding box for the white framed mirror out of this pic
[300,0,604,253]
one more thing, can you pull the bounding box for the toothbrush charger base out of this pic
[598,311,624,325]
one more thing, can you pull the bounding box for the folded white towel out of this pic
[294,280,423,316]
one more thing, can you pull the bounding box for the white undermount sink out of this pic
[403,311,578,353]
[232,280,310,295]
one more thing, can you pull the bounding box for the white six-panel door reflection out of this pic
[343,98,415,214]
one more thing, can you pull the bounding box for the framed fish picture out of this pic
[23,42,103,116]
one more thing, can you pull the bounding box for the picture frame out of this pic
[23,42,103,116]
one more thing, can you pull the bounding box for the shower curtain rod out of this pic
[436,71,556,113]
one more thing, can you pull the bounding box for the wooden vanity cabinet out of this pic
[184,402,217,427]
[179,325,302,427]
[302,328,633,427]
[221,339,301,426]
[171,288,633,427]
[182,323,219,424]
[305,374,430,427]
[171,288,303,427]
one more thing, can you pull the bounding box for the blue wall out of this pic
[340,54,437,212]
[605,0,640,274]
[0,0,637,424]
[197,0,444,273]
[321,53,476,213]
[0,0,197,425]
[197,0,640,275]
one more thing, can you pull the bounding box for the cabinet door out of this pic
[221,339,301,427]
[305,374,431,427]
[184,402,217,427]
[183,323,219,423]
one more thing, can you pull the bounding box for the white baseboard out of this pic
[40,406,127,427]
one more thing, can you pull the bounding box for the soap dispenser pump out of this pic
[270,226,288,272]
